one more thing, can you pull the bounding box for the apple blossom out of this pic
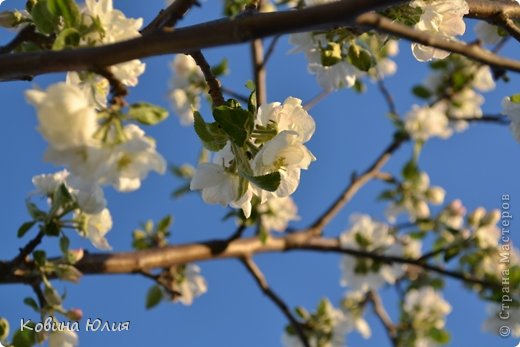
[75,208,113,250]
[410,0,469,61]
[502,96,520,142]
[173,264,208,306]
[475,21,502,46]
[404,104,452,141]
[48,328,79,347]
[258,196,300,232]
[25,83,98,151]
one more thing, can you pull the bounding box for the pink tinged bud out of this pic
[66,308,83,321]
[68,249,84,263]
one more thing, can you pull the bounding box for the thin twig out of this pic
[241,257,310,347]
[0,25,53,54]
[9,230,45,269]
[303,90,330,111]
[377,78,398,115]
[367,290,398,347]
[260,35,281,69]
[251,38,267,105]
[141,0,200,35]
[189,51,225,107]
[221,86,249,103]
[305,135,408,236]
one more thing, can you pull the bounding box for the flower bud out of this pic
[44,286,62,306]
[427,187,445,205]
[68,248,84,263]
[414,200,430,219]
[66,308,83,321]
[0,11,21,28]
[482,209,500,227]
[467,207,485,227]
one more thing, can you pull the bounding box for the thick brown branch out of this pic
[251,39,267,105]
[241,257,310,347]
[0,234,500,290]
[0,0,407,81]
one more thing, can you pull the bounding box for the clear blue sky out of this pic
[1,1,519,346]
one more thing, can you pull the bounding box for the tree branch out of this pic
[0,233,500,290]
[141,0,200,34]
[241,257,310,347]
[304,135,408,236]
[0,0,408,81]
[251,39,267,105]
[189,50,225,107]
[367,290,398,347]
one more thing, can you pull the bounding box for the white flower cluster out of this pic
[386,172,445,223]
[405,64,495,141]
[190,97,315,218]
[403,287,452,345]
[410,0,469,61]
[282,299,349,347]
[27,82,166,250]
[68,0,146,108]
[339,214,421,293]
[501,96,520,143]
[289,31,399,91]
[48,328,79,347]
[169,54,206,125]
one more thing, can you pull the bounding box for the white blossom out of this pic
[339,214,400,292]
[502,97,520,142]
[341,291,372,339]
[403,287,452,334]
[404,104,452,141]
[169,54,204,125]
[475,21,502,46]
[258,196,300,232]
[482,305,520,337]
[25,83,98,151]
[76,208,113,250]
[32,170,70,196]
[48,328,79,347]
[472,66,495,92]
[410,0,469,61]
[101,125,167,192]
[175,264,208,306]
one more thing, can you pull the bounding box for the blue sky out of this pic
[0,1,519,346]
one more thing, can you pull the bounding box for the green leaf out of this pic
[157,215,172,231]
[47,0,81,28]
[51,183,74,214]
[52,28,80,50]
[245,80,255,91]
[213,105,254,146]
[428,328,450,344]
[210,58,228,76]
[402,160,420,181]
[412,85,432,99]
[193,111,228,151]
[60,235,70,255]
[243,172,281,192]
[347,45,374,72]
[12,327,35,347]
[44,221,61,237]
[510,93,520,103]
[31,0,58,34]
[17,221,36,238]
[145,285,163,309]
[23,298,39,313]
[128,102,169,125]
[33,250,46,267]
[248,89,257,114]
[25,201,46,221]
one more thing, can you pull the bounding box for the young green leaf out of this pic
[213,105,254,146]
[193,111,228,151]
[145,285,163,309]
[17,221,36,238]
[31,0,58,34]
[128,103,169,125]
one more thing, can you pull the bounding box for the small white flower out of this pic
[475,21,502,46]
[340,214,400,292]
[502,97,520,142]
[76,208,113,250]
[403,287,452,330]
[258,196,300,232]
[25,83,98,151]
[472,66,495,92]
[67,175,106,214]
[48,328,79,347]
[32,170,70,196]
[404,105,452,141]
[175,264,208,306]
[410,0,469,61]
[169,54,204,125]
[104,124,167,192]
